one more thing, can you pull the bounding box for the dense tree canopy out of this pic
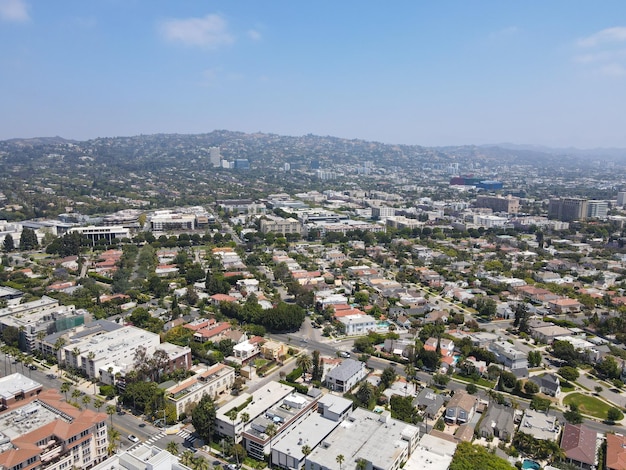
[449,442,512,470]
[192,394,217,443]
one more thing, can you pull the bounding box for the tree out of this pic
[524,381,539,395]
[433,374,450,388]
[94,398,104,412]
[192,394,216,444]
[106,404,116,427]
[19,228,38,251]
[107,428,121,455]
[449,442,515,470]
[311,350,323,382]
[551,340,580,365]
[60,382,71,401]
[167,441,180,455]
[296,354,313,378]
[558,366,580,382]
[336,454,345,470]
[514,303,530,333]
[356,381,375,408]
[302,445,312,457]
[527,350,542,368]
[596,356,621,380]
[2,234,14,252]
[563,404,583,424]
[607,407,624,424]
[466,383,478,394]
[380,366,397,390]
[265,423,277,468]
[499,371,518,392]
[418,348,440,371]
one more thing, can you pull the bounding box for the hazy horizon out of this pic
[2,0,626,148]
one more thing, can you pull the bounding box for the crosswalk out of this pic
[143,431,166,446]
[177,429,198,444]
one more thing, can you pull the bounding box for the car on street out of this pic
[128,434,140,443]
[339,351,350,358]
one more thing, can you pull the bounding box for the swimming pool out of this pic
[522,459,540,470]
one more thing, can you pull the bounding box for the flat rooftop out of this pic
[272,412,339,461]
[307,407,419,469]
[0,373,41,401]
[217,381,294,422]
[404,434,457,470]
[520,409,559,441]
[0,400,72,441]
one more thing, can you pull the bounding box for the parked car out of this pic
[339,351,350,358]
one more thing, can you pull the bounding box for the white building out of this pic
[69,225,130,245]
[305,407,420,470]
[61,326,160,380]
[336,314,376,336]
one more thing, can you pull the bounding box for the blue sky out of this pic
[2,0,626,148]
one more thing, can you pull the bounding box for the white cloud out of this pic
[578,27,626,48]
[599,63,626,77]
[247,29,262,41]
[0,0,29,22]
[159,14,234,49]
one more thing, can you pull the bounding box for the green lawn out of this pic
[563,393,613,420]
[560,382,576,393]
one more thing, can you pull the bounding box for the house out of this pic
[606,433,626,470]
[260,340,286,361]
[478,404,515,441]
[423,310,449,324]
[530,374,561,397]
[325,359,368,393]
[489,341,528,370]
[532,324,572,344]
[519,409,559,441]
[413,387,445,420]
[424,337,454,357]
[548,298,583,314]
[560,423,598,470]
[444,390,477,424]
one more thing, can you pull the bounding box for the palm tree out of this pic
[23,356,34,376]
[82,395,92,408]
[296,354,313,379]
[60,382,71,401]
[180,449,196,467]
[166,441,180,455]
[302,445,312,458]
[106,405,116,427]
[240,411,250,425]
[265,423,277,468]
[71,388,81,404]
[94,398,104,412]
[107,428,120,455]
[356,458,367,470]
[336,454,345,470]
[191,456,209,470]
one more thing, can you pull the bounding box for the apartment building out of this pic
[475,195,520,214]
[165,363,235,419]
[305,407,419,470]
[260,215,302,235]
[0,390,108,470]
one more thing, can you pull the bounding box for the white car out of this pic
[128,434,140,443]
[339,351,350,358]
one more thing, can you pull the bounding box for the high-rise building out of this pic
[475,195,520,214]
[548,198,588,222]
[617,191,626,207]
[209,146,221,167]
[587,200,608,219]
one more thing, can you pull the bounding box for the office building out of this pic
[548,198,588,222]
[475,195,520,214]
[587,200,608,219]
[68,225,131,245]
[209,146,221,167]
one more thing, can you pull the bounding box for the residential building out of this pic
[60,325,161,380]
[91,443,192,470]
[489,341,528,370]
[531,324,572,344]
[261,340,286,361]
[560,423,598,470]
[606,433,626,470]
[444,390,477,424]
[240,389,319,460]
[478,404,515,441]
[260,215,303,235]
[305,407,420,470]
[324,359,368,393]
[519,409,559,441]
[413,388,445,420]
[215,382,295,443]
[0,390,109,470]
[529,374,561,397]
[165,363,235,419]
[336,313,376,336]
[403,434,456,470]
[548,298,583,314]
[271,395,352,470]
